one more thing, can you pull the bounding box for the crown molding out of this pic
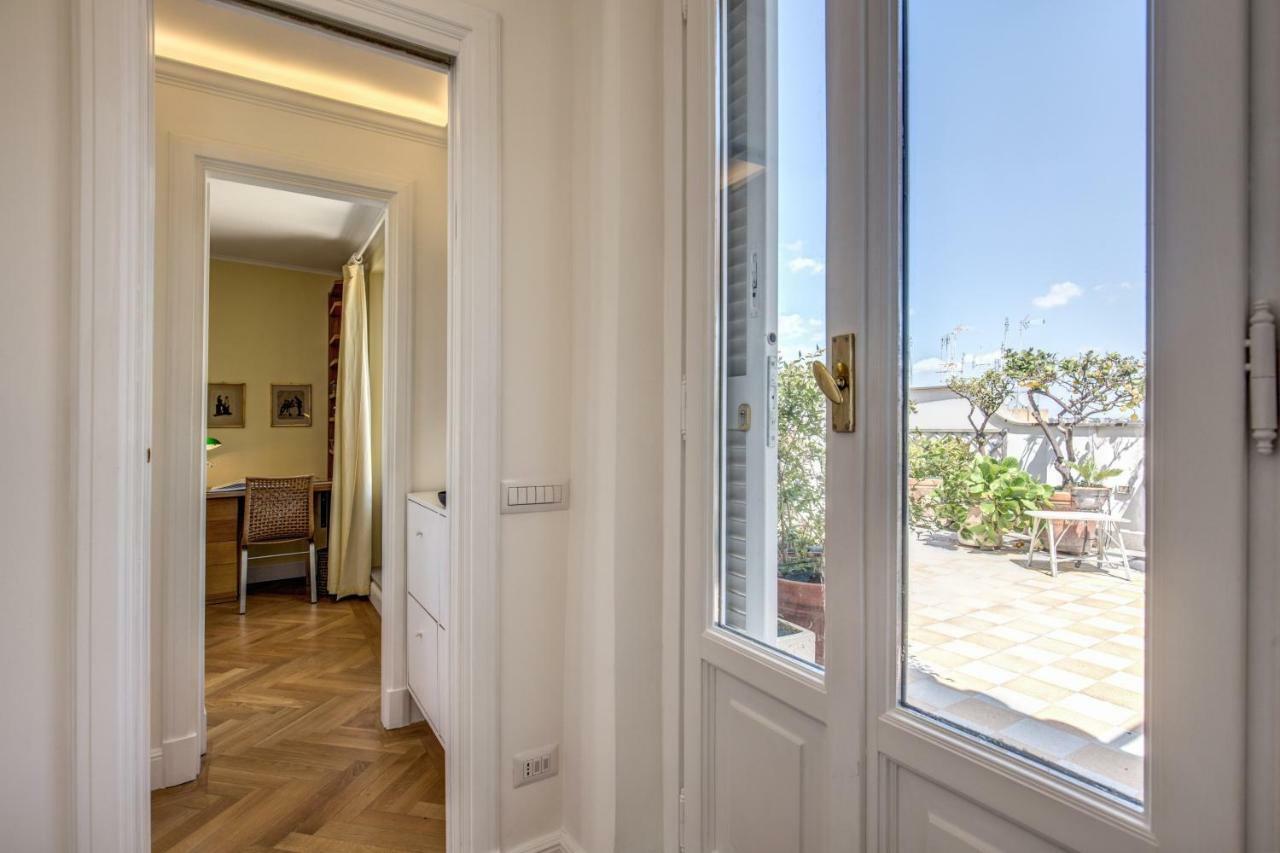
[209,254,341,278]
[154,56,447,148]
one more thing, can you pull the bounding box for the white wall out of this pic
[563,0,667,850]
[0,1,74,848]
[480,0,575,845]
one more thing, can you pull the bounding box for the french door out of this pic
[679,1,1249,851]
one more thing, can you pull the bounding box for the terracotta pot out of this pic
[1049,491,1090,554]
[907,477,941,501]
[777,577,826,665]
[958,505,1002,549]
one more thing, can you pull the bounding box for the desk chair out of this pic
[239,475,318,614]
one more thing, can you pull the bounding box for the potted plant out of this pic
[1067,456,1123,510]
[934,456,1053,549]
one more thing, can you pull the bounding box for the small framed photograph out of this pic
[207,382,245,428]
[271,384,313,427]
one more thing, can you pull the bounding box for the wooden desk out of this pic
[205,480,332,604]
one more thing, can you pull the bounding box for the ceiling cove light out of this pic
[154,29,449,127]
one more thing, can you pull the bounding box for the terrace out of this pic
[904,530,1145,801]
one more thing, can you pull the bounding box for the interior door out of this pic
[681,1,1249,851]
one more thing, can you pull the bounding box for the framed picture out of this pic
[271,384,313,427]
[207,382,245,428]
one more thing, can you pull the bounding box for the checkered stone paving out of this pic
[904,532,1145,801]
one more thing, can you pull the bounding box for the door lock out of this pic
[811,333,855,432]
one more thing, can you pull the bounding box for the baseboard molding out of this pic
[382,685,417,729]
[160,731,202,789]
[370,578,383,615]
[506,829,586,853]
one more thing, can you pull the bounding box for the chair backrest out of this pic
[242,476,314,546]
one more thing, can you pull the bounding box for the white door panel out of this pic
[895,770,1064,853]
[711,670,827,853]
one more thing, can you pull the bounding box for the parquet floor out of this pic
[151,580,445,852]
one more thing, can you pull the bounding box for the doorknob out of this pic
[811,333,855,432]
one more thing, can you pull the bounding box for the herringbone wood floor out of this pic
[151,580,445,852]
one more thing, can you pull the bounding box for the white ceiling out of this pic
[208,180,384,273]
[155,0,449,126]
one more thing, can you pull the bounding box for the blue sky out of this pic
[774,0,1147,387]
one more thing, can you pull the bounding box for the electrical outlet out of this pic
[513,744,559,788]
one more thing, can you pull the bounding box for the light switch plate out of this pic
[501,480,570,514]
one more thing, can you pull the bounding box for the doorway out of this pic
[70,0,503,848]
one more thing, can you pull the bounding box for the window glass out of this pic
[901,0,1148,803]
[718,0,828,666]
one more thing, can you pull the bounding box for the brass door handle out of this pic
[811,360,847,405]
[811,333,855,432]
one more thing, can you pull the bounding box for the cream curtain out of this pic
[329,261,373,598]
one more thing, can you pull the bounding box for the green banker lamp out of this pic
[206,436,223,469]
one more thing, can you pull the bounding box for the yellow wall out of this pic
[206,259,334,485]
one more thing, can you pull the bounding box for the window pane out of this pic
[901,0,1148,803]
[718,0,827,666]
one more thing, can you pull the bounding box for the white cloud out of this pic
[1031,280,1083,309]
[784,239,806,253]
[788,256,826,275]
[777,314,825,357]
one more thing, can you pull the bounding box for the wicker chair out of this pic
[239,475,318,614]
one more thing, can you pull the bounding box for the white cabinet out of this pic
[406,596,437,731]
[406,492,448,747]
[406,494,448,629]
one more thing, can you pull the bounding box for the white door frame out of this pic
[155,136,419,788]
[72,1,502,851]
[668,0,1260,851]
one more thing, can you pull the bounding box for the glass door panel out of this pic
[901,0,1148,803]
[718,0,828,667]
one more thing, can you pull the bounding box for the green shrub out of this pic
[907,434,973,530]
[908,433,973,480]
[776,353,826,572]
[940,456,1054,548]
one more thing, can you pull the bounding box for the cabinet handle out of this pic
[415,531,423,538]
[415,631,424,639]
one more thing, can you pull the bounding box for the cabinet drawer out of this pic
[406,501,431,614]
[406,499,448,627]
[406,596,437,728]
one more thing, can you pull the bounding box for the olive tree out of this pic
[1002,348,1145,484]
[946,367,1014,455]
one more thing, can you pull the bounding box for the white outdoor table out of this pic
[1025,509,1132,580]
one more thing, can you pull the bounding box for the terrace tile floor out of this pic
[904,531,1146,802]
